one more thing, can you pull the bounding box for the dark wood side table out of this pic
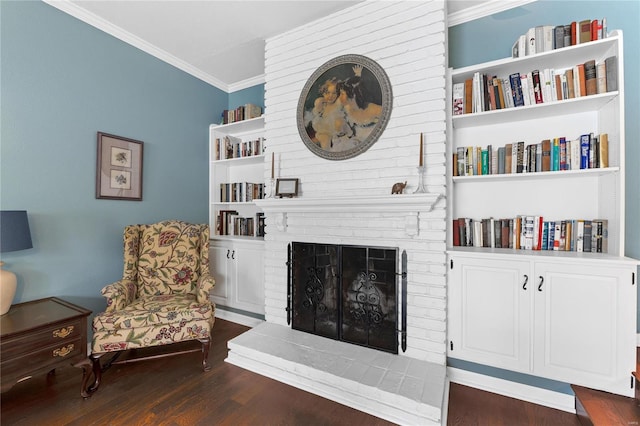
[0,297,92,397]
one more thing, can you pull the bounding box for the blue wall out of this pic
[448,0,640,393]
[229,84,265,114]
[0,1,227,315]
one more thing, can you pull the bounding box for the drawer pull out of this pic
[53,326,74,338]
[53,344,74,357]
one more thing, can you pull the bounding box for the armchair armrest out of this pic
[101,279,137,312]
[196,275,215,304]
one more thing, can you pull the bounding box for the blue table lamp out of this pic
[1,210,33,315]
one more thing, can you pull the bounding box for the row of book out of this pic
[453,216,608,253]
[220,103,262,125]
[219,182,265,203]
[512,19,608,58]
[453,133,608,177]
[452,56,617,115]
[214,136,264,161]
[216,211,265,237]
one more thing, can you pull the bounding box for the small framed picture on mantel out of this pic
[275,178,299,198]
[96,132,144,201]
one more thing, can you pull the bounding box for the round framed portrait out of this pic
[296,54,392,161]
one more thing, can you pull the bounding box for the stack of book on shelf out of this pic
[452,55,617,115]
[453,132,608,176]
[453,216,608,253]
[512,18,607,58]
[214,136,264,161]
[220,182,265,203]
[221,103,262,125]
[217,211,265,237]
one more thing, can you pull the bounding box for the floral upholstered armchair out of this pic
[83,220,215,396]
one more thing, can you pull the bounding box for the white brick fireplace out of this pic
[226,1,449,424]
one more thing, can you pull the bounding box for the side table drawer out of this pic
[0,319,84,361]
[1,337,84,377]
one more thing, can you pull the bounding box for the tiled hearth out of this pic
[227,322,448,425]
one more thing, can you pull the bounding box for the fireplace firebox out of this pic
[288,242,402,353]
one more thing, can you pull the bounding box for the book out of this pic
[531,70,543,104]
[552,138,560,171]
[565,68,575,98]
[535,25,545,53]
[579,19,592,43]
[464,78,473,114]
[457,147,466,176]
[526,26,536,56]
[570,21,577,45]
[592,219,608,253]
[576,220,585,252]
[512,34,526,58]
[605,56,618,92]
[554,25,565,49]
[563,24,572,47]
[498,147,506,174]
[583,220,593,252]
[575,63,586,97]
[580,134,590,169]
[509,73,525,107]
[520,73,532,106]
[516,141,525,173]
[559,137,567,170]
[599,133,609,168]
[596,61,607,93]
[584,60,597,95]
[505,143,513,174]
[453,82,464,115]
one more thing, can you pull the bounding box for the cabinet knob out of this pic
[522,274,528,290]
[538,276,544,291]
[231,250,235,260]
[227,249,230,259]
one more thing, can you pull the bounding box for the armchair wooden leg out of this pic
[76,354,103,398]
[200,338,211,372]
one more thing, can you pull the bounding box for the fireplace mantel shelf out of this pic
[255,193,442,235]
[255,193,442,214]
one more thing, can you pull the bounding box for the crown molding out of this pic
[228,74,266,93]
[42,0,230,92]
[447,0,537,27]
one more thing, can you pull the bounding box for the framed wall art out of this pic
[296,54,392,161]
[96,132,144,201]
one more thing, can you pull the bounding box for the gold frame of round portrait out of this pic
[296,54,393,161]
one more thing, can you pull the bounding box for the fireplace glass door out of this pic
[291,242,398,353]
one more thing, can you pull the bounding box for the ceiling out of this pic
[45,0,501,92]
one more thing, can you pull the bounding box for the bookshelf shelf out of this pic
[451,91,618,129]
[446,29,637,399]
[452,166,619,182]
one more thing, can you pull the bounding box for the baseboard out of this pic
[447,367,576,414]
[214,308,264,328]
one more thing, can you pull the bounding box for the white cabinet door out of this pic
[232,243,265,314]
[533,261,636,396]
[449,255,531,372]
[209,244,234,306]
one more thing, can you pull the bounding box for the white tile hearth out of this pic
[226,322,448,425]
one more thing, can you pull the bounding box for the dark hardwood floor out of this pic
[1,319,580,425]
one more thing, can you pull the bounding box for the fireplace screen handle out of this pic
[400,250,407,352]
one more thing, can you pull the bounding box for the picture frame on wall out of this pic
[275,178,299,198]
[96,132,144,201]
[296,54,392,161]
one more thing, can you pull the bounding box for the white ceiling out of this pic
[44,0,530,92]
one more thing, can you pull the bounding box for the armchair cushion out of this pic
[92,293,213,352]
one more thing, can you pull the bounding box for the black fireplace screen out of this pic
[290,242,398,353]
